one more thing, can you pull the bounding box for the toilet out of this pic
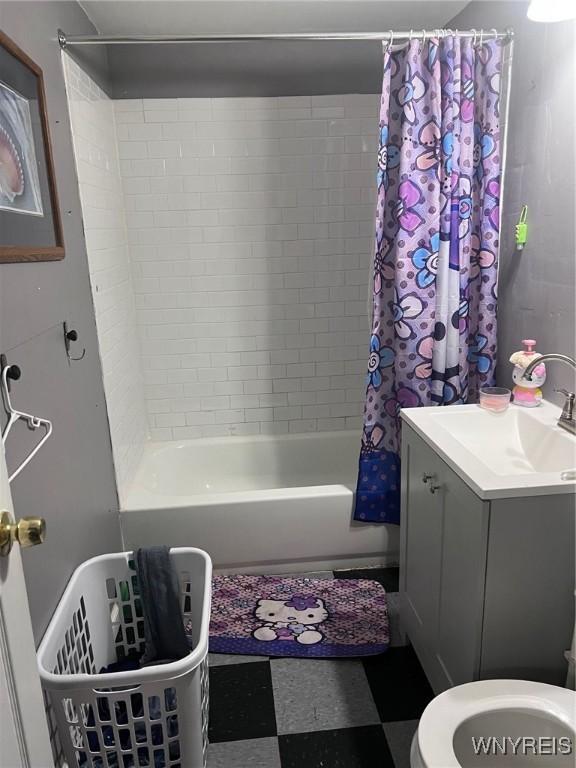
[410,679,576,767]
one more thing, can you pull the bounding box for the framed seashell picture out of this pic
[0,31,64,262]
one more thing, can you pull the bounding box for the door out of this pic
[436,466,489,686]
[399,427,444,662]
[400,425,490,693]
[0,439,52,768]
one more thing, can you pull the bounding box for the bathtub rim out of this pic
[140,428,360,455]
[123,428,361,511]
[122,481,357,512]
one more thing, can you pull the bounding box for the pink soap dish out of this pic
[479,386,512,413]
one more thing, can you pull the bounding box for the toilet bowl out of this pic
[411,679,576,767]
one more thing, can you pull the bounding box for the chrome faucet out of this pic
[522,354,576,435]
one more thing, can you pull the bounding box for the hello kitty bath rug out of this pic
[209,574,389,658]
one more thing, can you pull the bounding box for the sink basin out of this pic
[401,401,576,498]
[430,404,576,475]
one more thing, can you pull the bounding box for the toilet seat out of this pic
[415,679,576,768]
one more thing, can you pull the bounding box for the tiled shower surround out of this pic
[116,95,379,439]
[63,56,148,502]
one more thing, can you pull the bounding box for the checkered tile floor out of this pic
[207,567,433,768]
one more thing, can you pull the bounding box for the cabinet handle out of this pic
[429,483,442,494]
[422,473,434,484]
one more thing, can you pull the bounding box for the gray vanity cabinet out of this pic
[400,433,445,670]
[399,423,574,694]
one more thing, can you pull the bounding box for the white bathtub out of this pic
[121,431,398,573]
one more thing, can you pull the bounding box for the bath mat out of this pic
[209,574,389,658]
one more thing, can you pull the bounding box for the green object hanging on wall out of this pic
[515,205,528,250]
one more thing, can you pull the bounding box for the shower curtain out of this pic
[354,35,503,524]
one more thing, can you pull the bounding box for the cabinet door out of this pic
[400,425,489,693]
[481,495,575,685]
[435,466,489,687]
[400,427,444,671]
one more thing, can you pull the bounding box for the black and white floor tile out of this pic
[207,567,433,768]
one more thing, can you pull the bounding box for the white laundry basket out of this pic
[37,548,212,768]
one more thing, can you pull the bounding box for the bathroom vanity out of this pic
[399,402,576,694]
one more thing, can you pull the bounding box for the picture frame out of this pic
[0,30,64,262]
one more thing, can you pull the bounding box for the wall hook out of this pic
[63,322,86,362]
[0,355,20,392]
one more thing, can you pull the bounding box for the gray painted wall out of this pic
[0,1,121,643]
[87,0,465,97]
[108,39,384,98]
[449,1,576,400]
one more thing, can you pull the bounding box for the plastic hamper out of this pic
[37,548,212,768]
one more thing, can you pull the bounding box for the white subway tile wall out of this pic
[63,56,149,501]
[116,95,379,439]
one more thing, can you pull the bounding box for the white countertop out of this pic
[400,400,576,499]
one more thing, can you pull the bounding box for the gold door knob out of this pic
[0,511,46,557]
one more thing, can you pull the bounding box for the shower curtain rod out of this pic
[58,28,513,47]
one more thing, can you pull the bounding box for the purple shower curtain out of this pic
[354,35,503,524]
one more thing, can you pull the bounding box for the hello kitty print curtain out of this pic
[354,35,503,524]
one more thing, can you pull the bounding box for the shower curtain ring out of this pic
[388,29,394,48]
[479,29,485,46]
[471,28,477,46]
[409,29,413,42]
[491,28,498,41]
[419,29,426,52]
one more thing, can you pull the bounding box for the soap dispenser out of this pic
[509,339,546,407]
